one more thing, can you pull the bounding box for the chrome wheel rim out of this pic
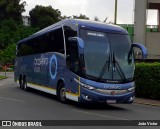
[60,87,66,100]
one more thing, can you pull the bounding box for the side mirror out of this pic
[67,37,85,75]
[68,37,84,54]
[132,43,147,60]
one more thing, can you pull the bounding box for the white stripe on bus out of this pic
[66,93,78,102]
[16,80,80,102]
[27,83,57,95]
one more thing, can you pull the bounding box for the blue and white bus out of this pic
[14,19,147,104]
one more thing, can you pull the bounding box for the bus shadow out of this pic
[25,87,58,101]
[20,87,130,111]
[69,101,130,111]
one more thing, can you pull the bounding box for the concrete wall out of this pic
[134,0,147,46]
[134,0,160,59]
[146,32,160,59]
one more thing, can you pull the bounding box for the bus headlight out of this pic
[74,78,95,90]
[82,84,95,90]
[127,86,135,92]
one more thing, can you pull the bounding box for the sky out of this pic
[23,0,158,25]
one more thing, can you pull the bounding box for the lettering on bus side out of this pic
[34,55,49,72]
[34,55,49,66]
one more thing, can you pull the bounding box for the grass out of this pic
[0,75,6,80]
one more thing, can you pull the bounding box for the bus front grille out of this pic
[94,89,129,95]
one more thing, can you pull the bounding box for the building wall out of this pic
[134,0,160,59]
[134,0,147,46]
[148,0,160,4]
[146,32,160,59]
[22,16,30,26]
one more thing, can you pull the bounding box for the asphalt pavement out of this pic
[0,72,160,129]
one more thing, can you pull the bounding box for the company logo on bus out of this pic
[104,85,121,90]
[34,55,48,66]
[49,55,57,80]
[111,91,116,95]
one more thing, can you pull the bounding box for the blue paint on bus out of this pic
[14,19,147,104]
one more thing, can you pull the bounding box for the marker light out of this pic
[127,86,135,92]
[74,78,95,90]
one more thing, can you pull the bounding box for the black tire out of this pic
[22,77,28,91]
[19,78,23,89]
[57,83,67,103]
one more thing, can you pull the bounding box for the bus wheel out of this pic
[22,77,28,91]
[57,83,67,103]
[19,77,23,89]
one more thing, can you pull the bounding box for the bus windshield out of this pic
[80,29,135,83]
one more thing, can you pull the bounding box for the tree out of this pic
[73,14,89,20]
[103,17,113,24]
[0,0,26,23]
[0,44,16,63]
[0,19,17,49]
[0,19,39,50]
[0,0,39,64]
[0,24,39,63]
[29,5,62,29]
[94,16,100,21]
[61,15,71,20]
[94,16,113,24]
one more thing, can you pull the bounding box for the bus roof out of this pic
[17,19,128,44]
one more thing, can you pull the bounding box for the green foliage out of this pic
[0,19,39,49]
[0,19,39,63]
[61,14,89,20]
[16,25,39,40]
[135,62,160,99]
[0,19,18,49]
[73,14,89,20]
[29,5,61,29]
[0,75,6,80]
[0,0,27,63]
[0,1,90,64]
[0,0,26,23]
[0,44,16,63]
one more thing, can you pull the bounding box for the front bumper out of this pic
[79,87,135,104]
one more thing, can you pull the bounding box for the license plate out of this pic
[107,100,116,103]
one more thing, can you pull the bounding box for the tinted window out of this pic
[64,24,78,70]
[47,28,64,54]
[17,39,36,56]
[64,25,77,56]
[66,42,79,74]
[17,28,64,56]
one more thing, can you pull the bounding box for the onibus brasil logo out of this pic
[34,55,57,79]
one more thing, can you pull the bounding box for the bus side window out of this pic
[17,40,35,56]
[47,28,65,54]
[64,25,78,71]
[67,42,79,74]
[35,36,48,54]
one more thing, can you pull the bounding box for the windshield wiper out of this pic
[98,53,111,81]
[112,53,126,81]
[98,52,127,82]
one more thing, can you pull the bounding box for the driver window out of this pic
[66,41,79,74]
[64,25,77,57]
[64,24,79,73]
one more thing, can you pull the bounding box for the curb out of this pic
[134,101,160,107]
